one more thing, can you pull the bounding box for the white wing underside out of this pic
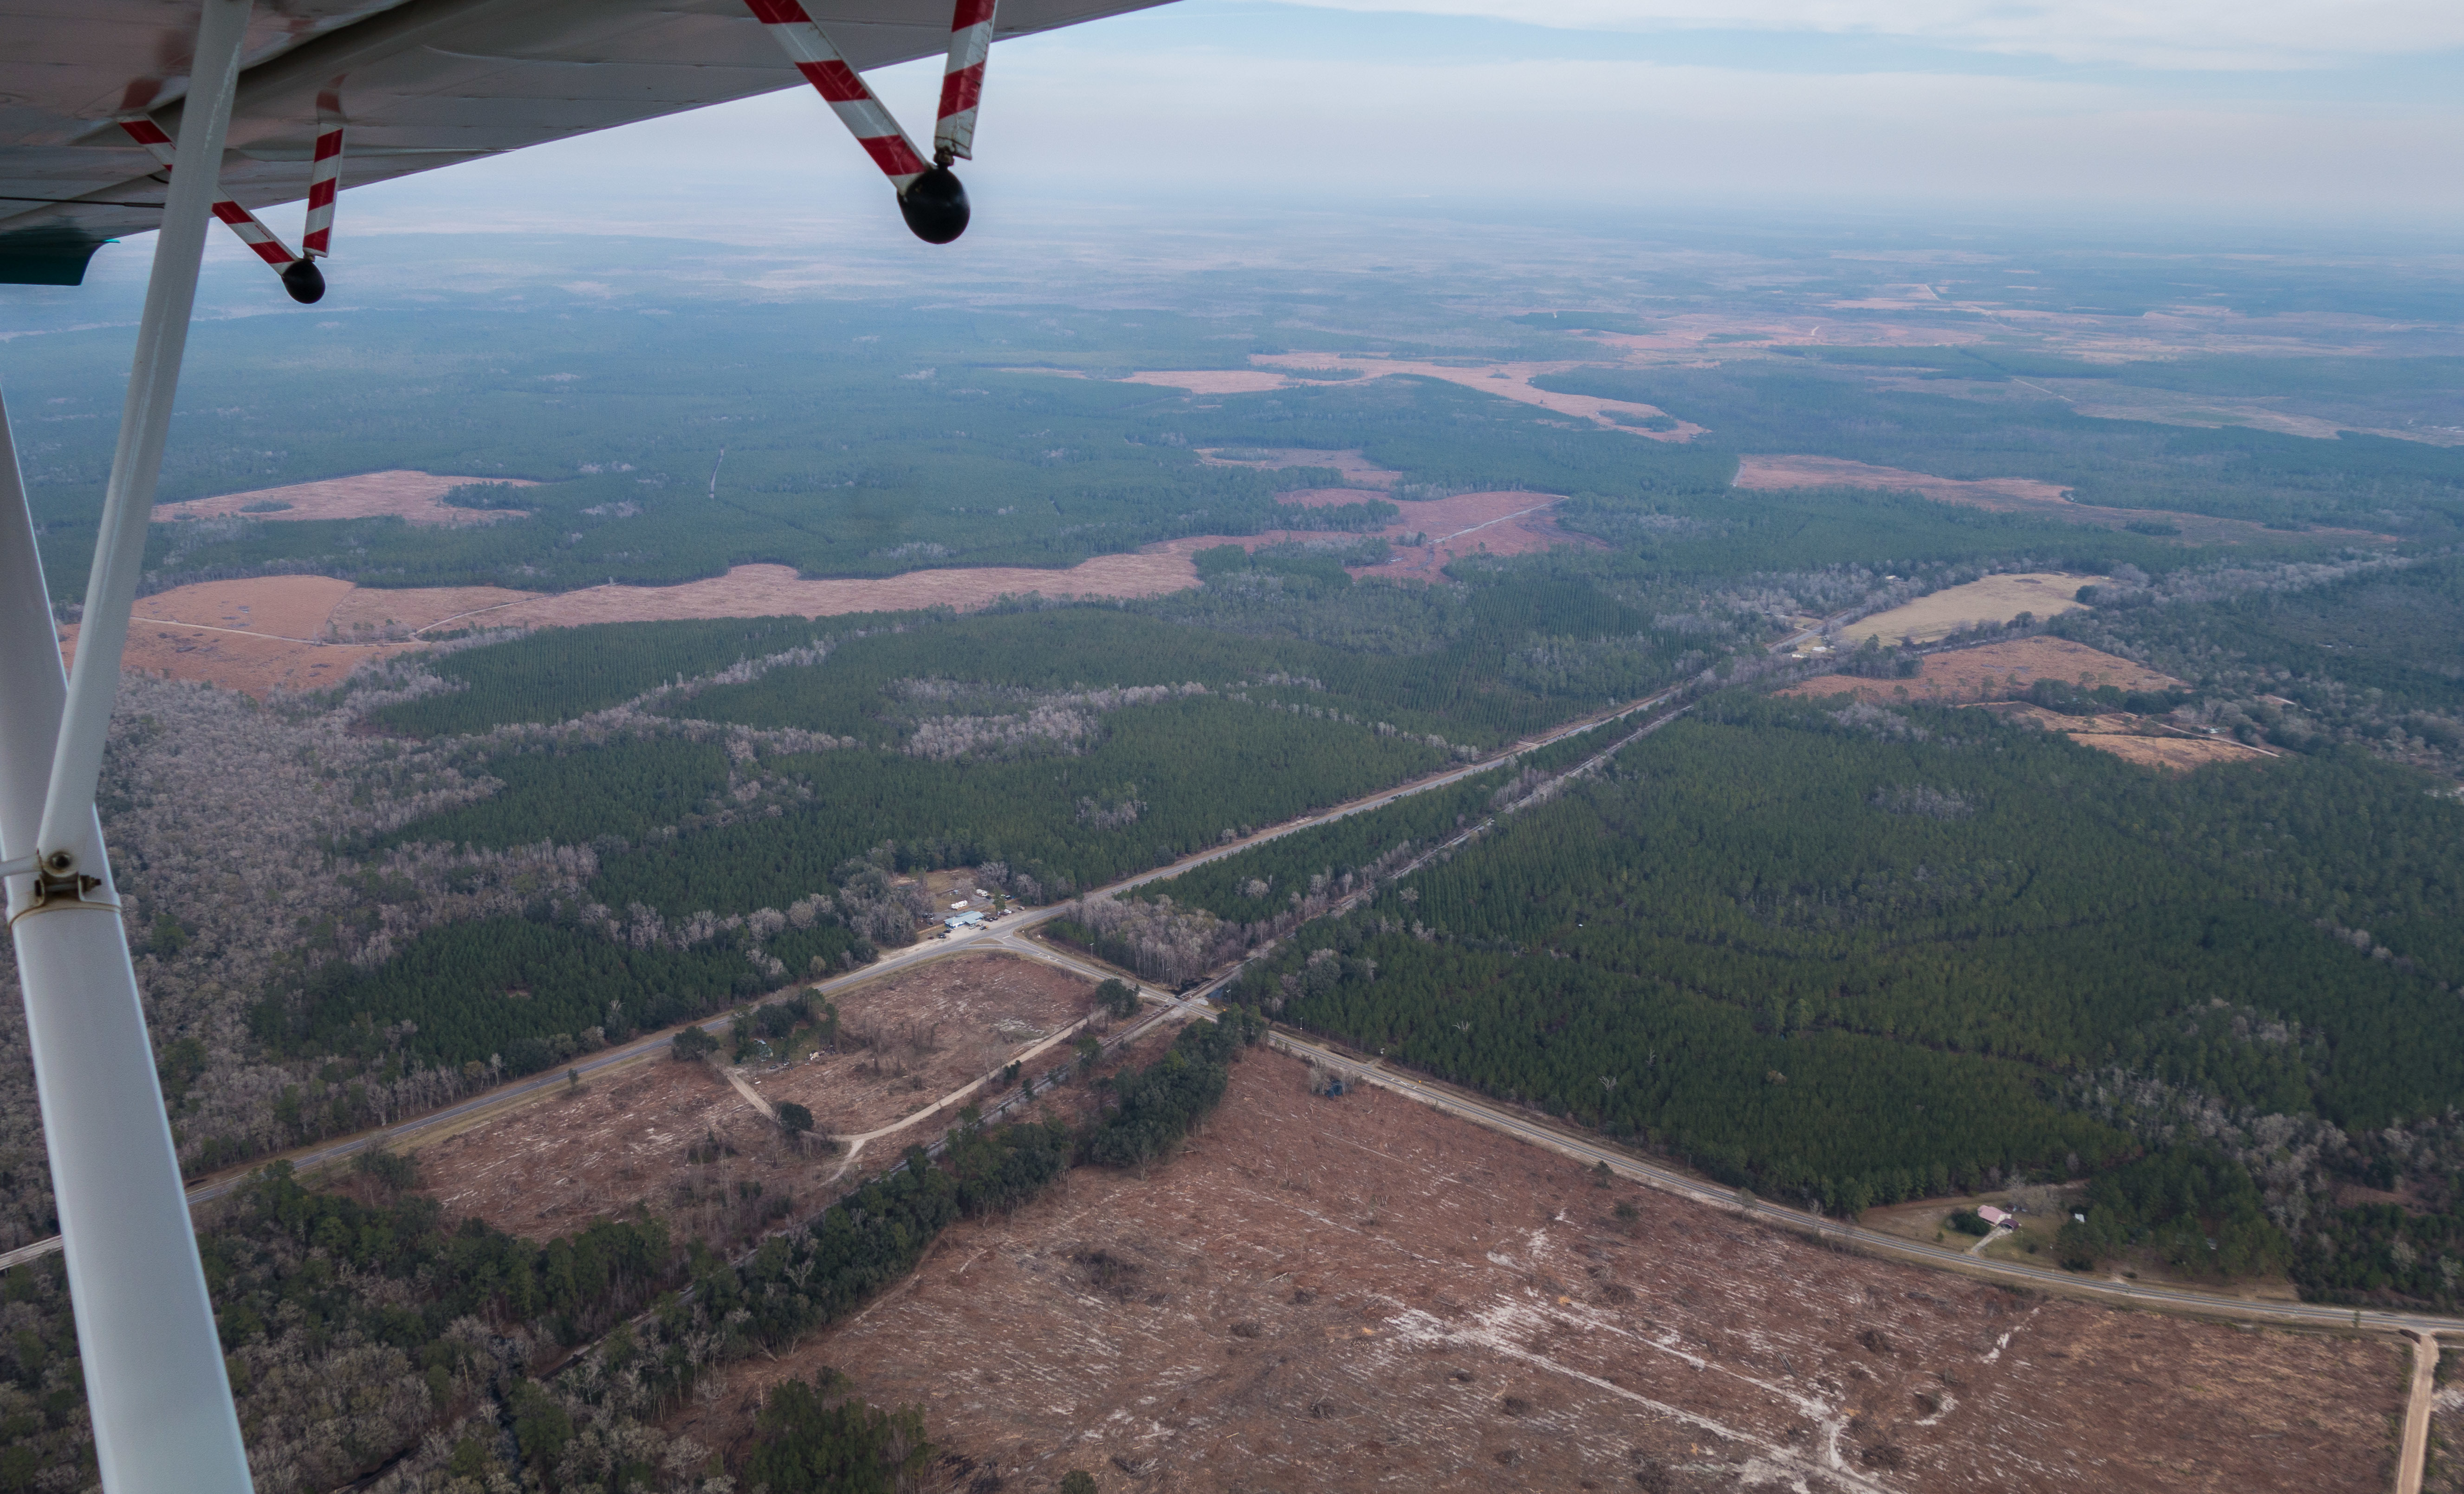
[0,0,1168,282]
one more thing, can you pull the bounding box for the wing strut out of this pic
[935,0,998,166]
[301,85,346,263]
[745,0,978,244]
[1,4,259,1491]
[116,116,325,304]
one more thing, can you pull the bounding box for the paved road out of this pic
[1260,1026,2464,1339]
[0,679,1685,1274]
[1769,603,1869,656]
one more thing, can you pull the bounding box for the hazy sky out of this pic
[348,0,2462,235]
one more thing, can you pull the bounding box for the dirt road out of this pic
[2400,1331,2443,1494]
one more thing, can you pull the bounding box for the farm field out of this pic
[1782,636,2176,705]
[667,1048,2407,1493]
[1842,575,2097,647]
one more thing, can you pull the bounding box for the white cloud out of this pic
[1273,0,2464,70]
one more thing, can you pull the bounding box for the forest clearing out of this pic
[1161,487,1602,585]
[664,1047,2406,1493]
[76,551,1207,696]
[1783,635,2180,704]
[1860,1190,2303,1301]
[1984,703,2281,770]
[1196,447,1401,485]
[1249,351,1709,439]
[1842,574,2096,646]
[96,479,1607,695]
[150,469,537,526]
[1731,453,2399,543]
[1733,454,2075,511]
[404,954,1099,1246]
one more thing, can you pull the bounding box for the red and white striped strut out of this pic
[744,0,932,191]
[116,118,299,269]
[302,88,345,259]
[935,0,997,164]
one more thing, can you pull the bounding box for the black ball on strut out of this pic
[897,166,969,245]
[281,257,326,304]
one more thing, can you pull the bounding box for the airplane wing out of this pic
[0,0,1171,285]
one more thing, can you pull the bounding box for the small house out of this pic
[1976,1205,2013,1228]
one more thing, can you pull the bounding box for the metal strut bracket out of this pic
[21,853,111,918]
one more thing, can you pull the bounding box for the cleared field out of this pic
[1123,370,1297,395]
[1249,352,1707,441]
[1781,636,2180,705]
[667,1047,2404,1493]
[152,469,533,526]
[1982,703,2280,771]
[428,554,1200,629]
[406,954,1096,1246]
[1732,453,2394,543]
[76,547,1207,697]
[1842,575,2096,647]
[1164,488,1601,586]
[1196,447,1402,487]
[60,576,419,696]
[1734,455,2074,510]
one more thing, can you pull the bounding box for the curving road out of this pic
[1258,1026,2464,1339]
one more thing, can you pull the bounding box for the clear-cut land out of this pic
[405,954,1096,1246]
[665,1048,2403,1493]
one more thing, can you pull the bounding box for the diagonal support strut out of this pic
[3,4,261,1487]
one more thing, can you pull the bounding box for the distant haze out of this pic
[327,0,2462,235]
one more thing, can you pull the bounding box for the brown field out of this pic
[1982,704,2280,771]
[1733,454,2393,543]
[93,477,1601,697]
[1123,370,1298,395]
[1781,636,2180,705]
[406,954,1096,1245]
[668,1047,2404,1493]
[415,555,1200,631]
[1250,353,1705,441]
[1841,575,2096,647]
[1164,488,1601,586]
[60,576,422,697]
[79,548,1208,698]
[1734,455,2075,511]
[152,470,534,526]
